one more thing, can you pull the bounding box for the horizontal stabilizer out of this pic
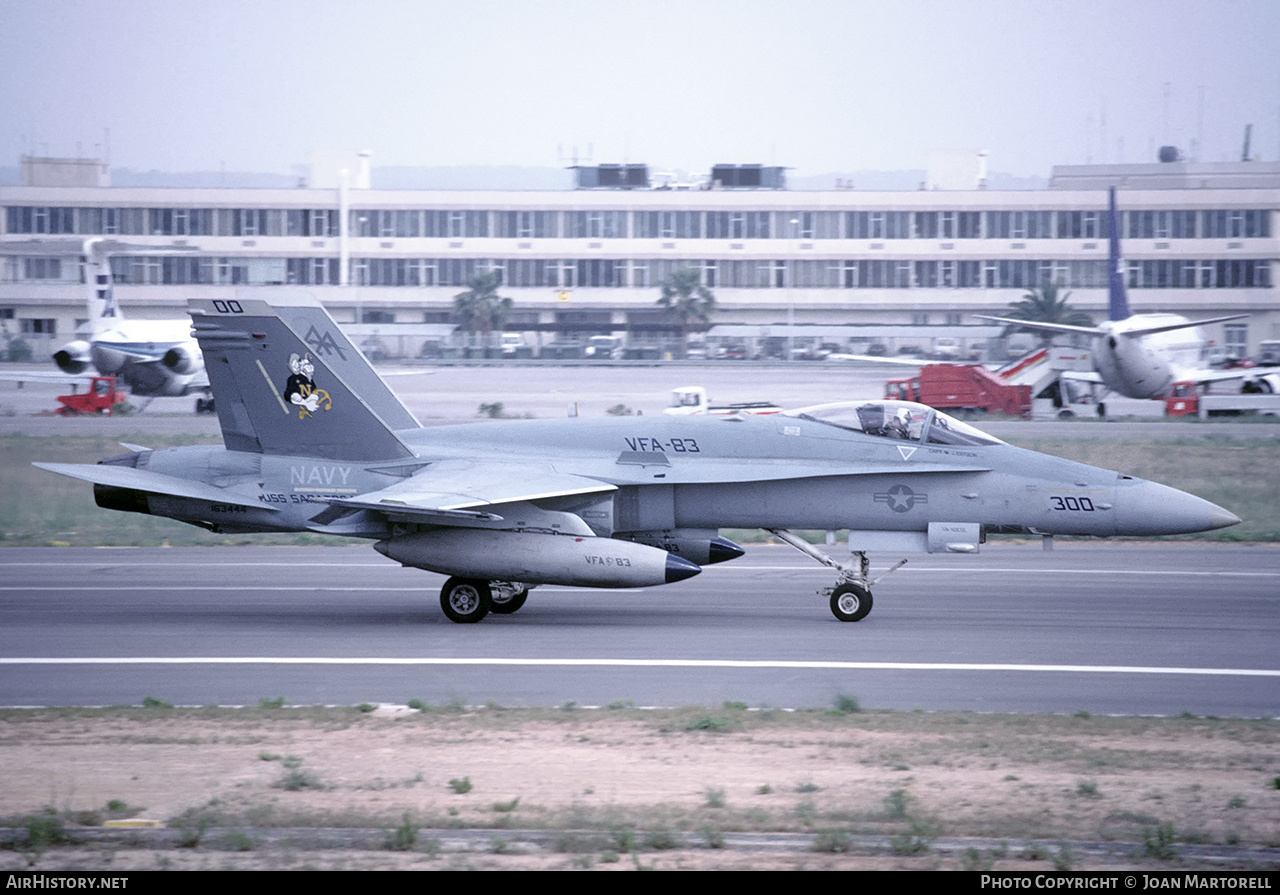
[33,462,277,510]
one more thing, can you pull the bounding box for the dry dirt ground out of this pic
[1,705,1277,871]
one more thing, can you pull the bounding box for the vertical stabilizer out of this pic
[189,296,420,460]
[1106,187,1131,322]
[83,239,122,336]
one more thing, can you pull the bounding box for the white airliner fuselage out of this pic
[1092,315,1212,400]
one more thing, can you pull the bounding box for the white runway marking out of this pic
[3,562,1277,579]
[1,657,1276,676]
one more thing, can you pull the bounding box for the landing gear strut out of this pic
[489,581,530,615]
[766,529,906,623]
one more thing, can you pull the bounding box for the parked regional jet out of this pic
[37,295,1239,624]
[977,188,1275,400]
[0,239,213,412]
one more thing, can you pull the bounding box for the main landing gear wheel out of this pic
[830,584,873,622]
[489,586,528,615]
[440,577,492,624]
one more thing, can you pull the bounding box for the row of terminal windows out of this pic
[3,207,341,238]
[5,206,1272,240]
[6,255,1265,291]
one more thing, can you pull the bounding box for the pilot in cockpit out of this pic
[887,407,911,439]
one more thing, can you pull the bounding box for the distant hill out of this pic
[790,170,1047,191]
[374,165,576,190]
[0,164,1045,191]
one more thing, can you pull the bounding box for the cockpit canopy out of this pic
[784,401,1005,447]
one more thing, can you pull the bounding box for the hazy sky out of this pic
[2,0,1277,178]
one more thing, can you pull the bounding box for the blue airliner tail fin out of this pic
[1107,187,1131,322]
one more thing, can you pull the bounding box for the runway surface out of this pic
[2,542,1277,716]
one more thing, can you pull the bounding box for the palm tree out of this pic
[452,270,514,352]
[999,282,1093,345]
[657,267,716,358]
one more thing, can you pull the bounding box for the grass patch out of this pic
[832,693,861,715]
[685,715,736,733]
[384,812,418,851]
[1143,822,1179,859]
[1,704,1276,861]
[277,757,322,792]
[1001,436,1280,541]
[1075,779,1100,798]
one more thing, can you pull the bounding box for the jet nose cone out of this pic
[1208,506,1242,531]
[664,553,702,583]
[707,536,746,564]
[1116,479,1240,536]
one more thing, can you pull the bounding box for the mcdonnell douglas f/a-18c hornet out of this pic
[37,295,1240,624]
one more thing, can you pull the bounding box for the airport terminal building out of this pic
[1,155,1277,361]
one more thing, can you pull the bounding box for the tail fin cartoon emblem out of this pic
[282,353,332,418]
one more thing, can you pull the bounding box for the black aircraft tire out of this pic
[489,588,528,615]
[830,584,873,622]
[440,577,492,624]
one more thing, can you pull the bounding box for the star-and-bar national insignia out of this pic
[874,483,927,513]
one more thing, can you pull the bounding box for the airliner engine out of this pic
[163,345,200,375]
[52,340,92,374]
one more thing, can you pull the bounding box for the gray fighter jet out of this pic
[37,295,1240,624]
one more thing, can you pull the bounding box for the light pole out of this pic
[787,218,798,361]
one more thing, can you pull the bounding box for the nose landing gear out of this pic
[765,529,906,622]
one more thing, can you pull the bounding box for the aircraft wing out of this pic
[826,354,929,366]
[33,462,278,511]
[1174,367,1277,386]
[330,455,989,525]
[1120,315,1249,338]
[974,313,1249,340]
[328,459,618,522]
[972,315,1103,337]
[0,369,95,386]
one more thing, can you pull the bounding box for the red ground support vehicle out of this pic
[56,376,126,416]
[885,364,1032,418]
[1165,381,1200,417]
